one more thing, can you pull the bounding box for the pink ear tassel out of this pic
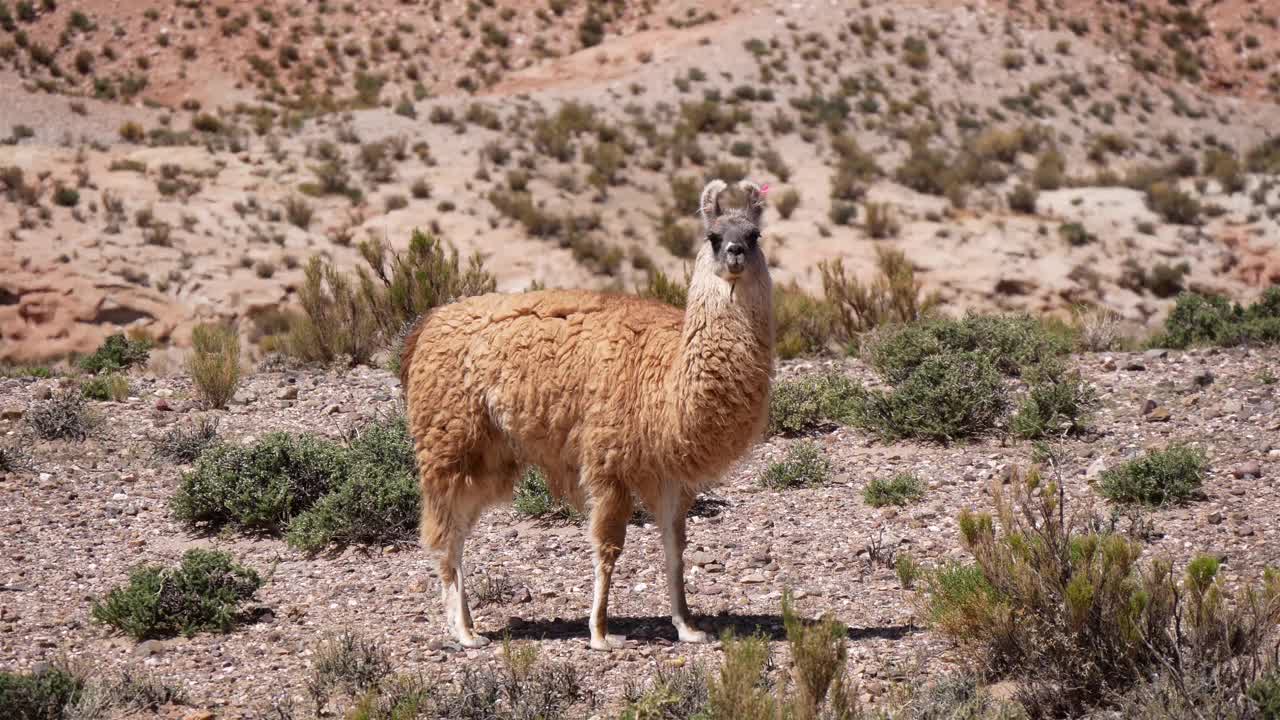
[759,183,770,195]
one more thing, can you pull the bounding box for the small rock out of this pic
[33,385,53,400]
[1234,525,1256,537]
[1231,461,1263,479]
[1192,369,1215,387]
[182,711,215,720]
[689,551,716,567]
[1206,511,1223,525]
[1,407,23,420]
[1101,358,1117,371]
[408,578,430,593]
[1144,349,1169,360]
[134,639,166,658]
[322,403,342,415]
[1221,399,1244,415]
[1085,456,1108,479]
[1124,360,1147,372]
[739,573,766,584]
[700,584,724,596]
[277,387,298,401]
[513,587,532,604]
[1145,407,1171,422]
[231,390,256,405]
[1141,399,1158,415]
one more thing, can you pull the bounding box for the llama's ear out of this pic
[738,180,766,224]
[699,179,728,227]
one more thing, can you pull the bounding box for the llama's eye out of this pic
[747,230,761,246]
[707,233,722,251]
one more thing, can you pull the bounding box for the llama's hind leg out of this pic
[423,485,490,649]
[439,529,489,648]
[587,485,632,651]
[657,494,708,643]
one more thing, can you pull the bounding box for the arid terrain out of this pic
[2,0,1280,718]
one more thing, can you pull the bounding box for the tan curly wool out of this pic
[402,281,773,547]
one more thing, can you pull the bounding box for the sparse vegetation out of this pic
[172,418,419,553]
[153,417,220,463]
[91,549,262,640]
[864,472,926,507]
[760,441,831,489]
[1157,287,1280,349]
[513,467,581,522]
[81,373,129,402]
[768,372,860,436]
[1097,444,1208,506]
[187,323,241,409]
[78,333,151,374]
[27,389,96,441]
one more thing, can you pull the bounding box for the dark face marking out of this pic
[708,216,763,279]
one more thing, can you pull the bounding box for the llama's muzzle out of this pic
[725,243,746,275]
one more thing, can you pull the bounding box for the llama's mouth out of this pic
[725,259,746,277]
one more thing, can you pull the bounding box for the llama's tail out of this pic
[398,311,434,395]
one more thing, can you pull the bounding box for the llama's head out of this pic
[698,179,768,284]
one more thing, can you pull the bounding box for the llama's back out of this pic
[403,289,685,511]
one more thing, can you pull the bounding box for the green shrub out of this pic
[512,467,581,522]
[768,372,861,435]
[926,466,1280,717]
[173,419,418,552]
[1158,287,1280,349]
[307,631,392,712]
[81,372,128,401]
[0,666,84,720]
[1009,359,1097,439]
[620,664,708,720]
[27,389,96,441]
[774,283,838,359]
[865,313,1071,383]
[187,323,241,409]
[638,268,688,309]
[775,188,800,219]
[153,417,220,463]
[1249,672,1280,718]
[91,549,262,640]
[819,248,940,340]
[760,441,830,489]
[78,333,151,373]
[1007,184,1037,213]
[1097,444,1207,506]
[1146,181,1201,225]
[852,351,1008,441]
[286,420,419,552]
[864,472,925,507]
[286,230,495,366]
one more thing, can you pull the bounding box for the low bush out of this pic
[865,313,1071,384]
[1158,287,1280,349]
[153,417,220,463]
[924,466,1280,717]
[285,230,495,366]
[313,633,589,719]
[852,351,1008,441]
[512,467,581,522]
[187,323,241,409]
[864,472,925,507]
[760,441,831,489]
[819,247,940,341]
[768,372,861,435]
[776,188,800,219]
[0,664,186,720]
[774,282,840,359]
[172,418,419,552]
[91,549,262,640]
[1097,443,1207,506]
[0,665,84,720]
[27,389,96,441]
[81,373,128,402]
[638,268,689,309]
[78,333,151,374]
[1146,181,1201,225]
[1009,359,1097,439]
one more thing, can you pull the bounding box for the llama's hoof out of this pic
[589,634,627,651]
[458,633,491,648]
[677,627,709,643]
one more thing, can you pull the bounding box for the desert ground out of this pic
[2,0,1280,718]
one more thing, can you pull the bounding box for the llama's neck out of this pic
[663,271,774,467]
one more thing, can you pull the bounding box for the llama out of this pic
[400,179,774,651]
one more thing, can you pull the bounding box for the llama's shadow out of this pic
[489,613,917,645]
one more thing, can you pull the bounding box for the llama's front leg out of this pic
[439,534,489,648]
[659,502,708,643]
[588,488,632,651]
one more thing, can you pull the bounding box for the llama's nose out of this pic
[726,243,745,260]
